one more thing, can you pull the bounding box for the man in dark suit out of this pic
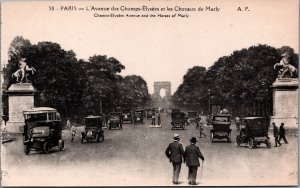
[279,123,288,144]
[184,137,205,185]
[272,122,281,147]
[165,134,185,184]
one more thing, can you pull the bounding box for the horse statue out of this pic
[12,58,36,83]
[274,52,297,78]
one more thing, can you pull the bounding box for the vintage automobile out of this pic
[133,109,144,124]
[210,113,232,143]
[171,111,186,130]
[236,117,271,148]
[108,112,123,130]
[21,107,64,155]
[122,108,133,123]
[81,115,104,143]
[187,111,198,124]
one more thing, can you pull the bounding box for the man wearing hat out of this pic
[272,122,281,147]
[184,137,205,185]
[165,133,185,184]
[279,123,288,144]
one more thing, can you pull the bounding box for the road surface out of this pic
[1,114,298,186]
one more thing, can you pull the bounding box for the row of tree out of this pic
[172,45,298,116]
[2,36,151,122]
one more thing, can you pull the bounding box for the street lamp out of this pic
[208,89,211,115]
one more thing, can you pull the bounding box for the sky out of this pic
[1,0,298,94]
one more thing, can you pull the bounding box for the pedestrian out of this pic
[157,113,161,125]
[66,118,71,129]
[151,114,155,125]
[195,115,201,129]
[272,122,281,147]
[165,134,185,184]
[184,137,205,185]
[235,116,241,131]
[199,123,206,138]
[279,123,288,144]
[71,124,76,142]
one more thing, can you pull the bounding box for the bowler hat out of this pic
[189,137,198,143]
[173,133,180,140]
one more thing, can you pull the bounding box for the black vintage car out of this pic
[81,115,104,143]
[133,109,144,124]
[236,117,271,149]
[21,107,64,155]
[187,111,198,124]
[210,113,232,143]
[121,108,133,123]
[108,112,123,130]
[171,111,186,130]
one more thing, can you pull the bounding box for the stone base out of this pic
[5,122,24,133]
[271,78,298,130]
[270,116,298,129]
[6,83,35,134]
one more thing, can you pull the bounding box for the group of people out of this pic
[165,134,205,185]
[272,122,288,147]
[151,113,161,126]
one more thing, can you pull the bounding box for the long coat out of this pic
[165,141,185,163]
[184,144,204,167]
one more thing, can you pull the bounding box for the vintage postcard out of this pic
[0,0,298,186]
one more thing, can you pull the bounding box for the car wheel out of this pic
[236,135,241,147]
[59,140,64,151]
[102,135,105,141]
[24,144,30,155]
[248,138,254,149]
[211,132,214,143]
[43,142,50,154]
[109,126,111,130]
[96,134,100,143]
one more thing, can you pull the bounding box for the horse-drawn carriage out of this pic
[236,117,271,149]
[210,113,232,143]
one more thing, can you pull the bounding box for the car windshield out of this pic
[110,114,120,119]
[25,113,48,121]
[85,118,100,127]
[213,116,230,122]
[188,112,197,117]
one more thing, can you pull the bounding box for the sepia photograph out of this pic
[0,0,298,186]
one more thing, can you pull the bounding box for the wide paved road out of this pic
[1,113,298,186]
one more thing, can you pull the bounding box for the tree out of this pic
[116,75,151,109]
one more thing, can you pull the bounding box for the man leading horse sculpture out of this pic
[274,52,297,78]
[12,58,36,83]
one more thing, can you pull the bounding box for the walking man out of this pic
[71,124,76,142]
[165,134,185,184]
[157,113,161,125]
[184,137,205,185]
[151,114,155,125]
[272,123,281,147]
[279,123,288,144]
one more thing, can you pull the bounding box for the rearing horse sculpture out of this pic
[12,58,36,83]
[274,53,297,78]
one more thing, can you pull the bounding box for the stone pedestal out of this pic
[6,83,35,133]
[270,78,298,129]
